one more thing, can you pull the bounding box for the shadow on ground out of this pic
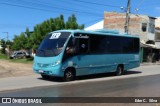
[37,70,142,82]
[124,70,142,75]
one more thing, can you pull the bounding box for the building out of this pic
[104,12,156,43]
[85,12,160,62]
[104,12,160,62]
[155,17,160,48]
[85,20,104,31]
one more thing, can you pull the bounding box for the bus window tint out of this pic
[90,34,139,54]
[78,38,89,54]
[74,33,89,54]
[106,36,122,53]
[134,38,140,53]
[121,37,134,53]
[90,35,122,54]
[90,35,106,54]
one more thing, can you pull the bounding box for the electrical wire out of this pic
[136,0,145,8]
[74,0,121,8]
[0,0,102,16]
[0,0,128,30]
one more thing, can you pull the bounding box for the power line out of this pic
[56,0,105,12]
[74,0,121,8]
[0,2,63,13]
[136,0,145,8]
[134,0,145,13]
[0,0,125,29]
[0,0,102,16]
[0,23,34,28]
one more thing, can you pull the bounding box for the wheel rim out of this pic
[66,71,72,79]
[117,67,122,75]
[118,67,122,75]
[65,70,75,81]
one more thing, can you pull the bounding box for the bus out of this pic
[33,29,140,81]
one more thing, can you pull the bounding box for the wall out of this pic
[155,42,160,48]
[155,30,160,41]
[147,18,155,40]
[104,12,155,42]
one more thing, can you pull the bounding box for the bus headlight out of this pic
[55,60,61,65]
[51,60,61,66]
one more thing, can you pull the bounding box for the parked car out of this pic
[10,51,30,59]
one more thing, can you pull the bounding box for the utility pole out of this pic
[124,0,131,34]
[3,32,10,58]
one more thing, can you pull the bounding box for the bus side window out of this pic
[62,37,74,62]
[78,38,89,54]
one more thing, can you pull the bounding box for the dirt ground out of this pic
[0,59,34,78]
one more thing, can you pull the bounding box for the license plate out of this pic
[39,70,44,73]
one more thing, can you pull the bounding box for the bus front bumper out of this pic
[33,65,64,77]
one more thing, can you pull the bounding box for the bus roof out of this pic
[54,29,139,38]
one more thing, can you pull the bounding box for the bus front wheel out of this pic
[64,69,75,81]
[115,66,123,76]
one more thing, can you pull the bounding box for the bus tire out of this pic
[64,68,75,81]
[41,74,50,79]
[115,65,123,76]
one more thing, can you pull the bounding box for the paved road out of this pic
[0,65,160,106]
[0,71,160,106]
[0,65,160,91]
[0,65,160,92]
[1,74,160,97]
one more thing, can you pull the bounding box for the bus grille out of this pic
[37,63,49,68]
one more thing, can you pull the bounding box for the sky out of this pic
[0,0,160,40]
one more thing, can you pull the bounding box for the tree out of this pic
[24,27,32,49]
[11,14,85,51]
[11,33,27,50]
[65,14,84,29]
[25,27,31,38]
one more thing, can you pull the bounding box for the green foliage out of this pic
[11,33,27,50]
[0,54,33,63]
[0,39,6,54]
[0,53,8,59]
[6,40,13,46]
[11,14,84,50]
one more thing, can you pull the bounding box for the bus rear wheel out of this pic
[115,66,123,76]
[64,69,75,81]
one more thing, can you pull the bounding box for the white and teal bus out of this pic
[33,29,140,81]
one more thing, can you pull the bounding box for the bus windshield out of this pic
[36,32,71,57]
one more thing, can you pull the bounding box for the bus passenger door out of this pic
[74,37,92,76]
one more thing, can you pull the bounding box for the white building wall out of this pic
[155,42,160,48]
[85,20,104,31]
[147,18,155,41]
